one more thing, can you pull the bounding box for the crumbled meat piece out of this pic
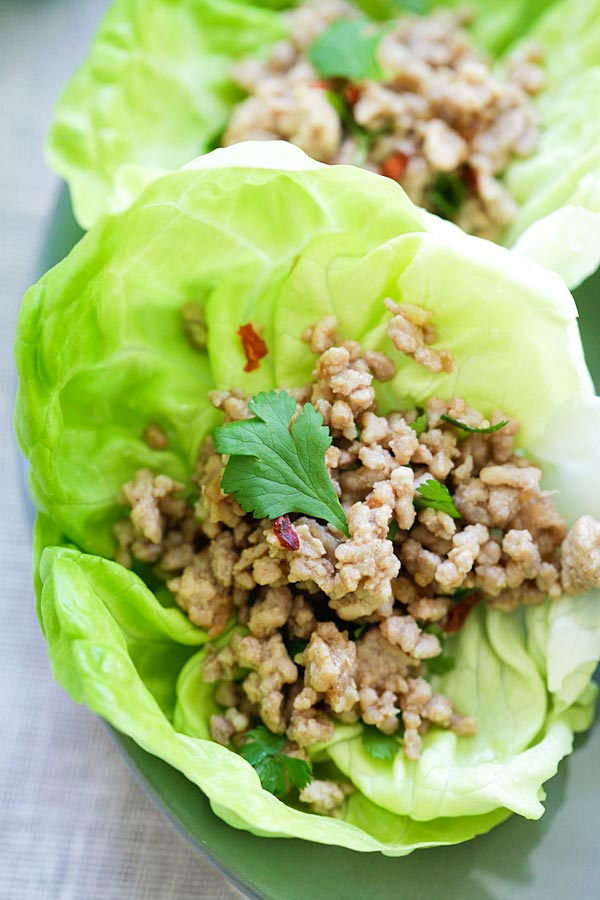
[303,316,338,353]
[364,350,396,382]
[209,715,235,746]
[359,687,400,733]
[502,529,541,579]
[167,545,233,638]
[301,622,358,714]
[299,779,353,816]
[121,469,184,544]
[237,634,298,734]
[181,301,208,350]
[381,615,441,659]
[287,708,335,747]
[479,464,542,492]
[400,539,441,587]
[144,423,169,450]
[435,523,489,591]
[288,594,318,640]
[331,501,400,618]
[561,516,600,594]
[248,586,294,638]
[385,298,455,373]
[356,628,410,695]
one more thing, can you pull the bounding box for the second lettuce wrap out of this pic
[47,0,600,288]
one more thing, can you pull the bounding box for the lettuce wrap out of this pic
[46,0,600,289]
[16,142,600,854]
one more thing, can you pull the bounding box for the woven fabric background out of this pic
[0,2,242,896]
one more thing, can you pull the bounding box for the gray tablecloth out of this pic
[0,2,242,897]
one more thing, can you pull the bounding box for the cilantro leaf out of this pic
[410,412,428,436]
[361,725,402,761]
[308,19,385,82]
[240,726,312,797]
[441,414,510,434]
[427,172,468,221]
[415,480,460,519]
[213,391,349,537]
[387,519,399,540]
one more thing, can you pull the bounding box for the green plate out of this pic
[35,188,600,900]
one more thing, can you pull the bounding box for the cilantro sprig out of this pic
[308,18,385,82]
[239,727,312,798]
[415,480,460,519]
[213,391,349,537]
[441,414,509,434]
[361,724,403,761]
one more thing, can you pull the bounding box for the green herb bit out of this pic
[240,726,312,797]
[287,638,308,661]
[410,412,428,436]
[427,172,468,221]
[351,623,368,641]
[309,18,385,82]
[361,724,402,761]
[441,414,509,434]
[449,586,477,602]
[387,519,399,540]
[424,624,456,675]
[415,480,460,518]
[427,654,456,675]
[213,390,349,537]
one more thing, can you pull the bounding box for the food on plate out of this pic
[16,143,600,854]
[224,2,543,241]
[46,0,600,287]
[115,313,600,815]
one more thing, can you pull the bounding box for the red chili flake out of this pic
[237,323,268,373]
[345,84,361,106]
[444,591,485,634]
[312,79,331,91]
[380,152,410,183]
[460,165,480,195]
[272,515,300,551]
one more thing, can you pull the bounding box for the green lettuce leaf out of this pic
[46,0,600,287]
[16,144,600,852]
[46,0,288,228]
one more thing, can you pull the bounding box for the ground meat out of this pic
[167,543,233,638]
[385,298,455,374]
[224,2,542,239]
[248,586,294,638]
[237,634,298,734]
[143,423,169,451]
[118,316,600,776]
[330,501,400,618]
[301,622,358,714]
[561,516,600,594]
[299,779,353,816]
[287,708,335,747]
[120,469,185,545]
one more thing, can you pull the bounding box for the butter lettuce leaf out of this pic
[16,144,600,852]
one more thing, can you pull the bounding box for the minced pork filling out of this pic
[115,310,600,816]
[222,0,543,240]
